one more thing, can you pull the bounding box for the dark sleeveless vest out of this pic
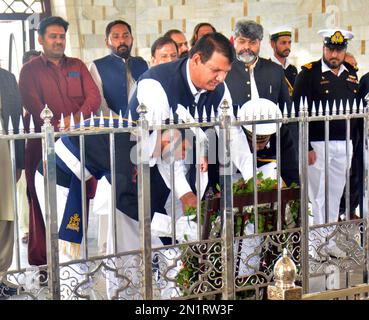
[94,54,148,115]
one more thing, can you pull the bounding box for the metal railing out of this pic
[0,98,368,300]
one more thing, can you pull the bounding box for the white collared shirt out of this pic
[321,59,348,77]
[247,57,260,99]
[271,54,291,70]
[186,59,207,104]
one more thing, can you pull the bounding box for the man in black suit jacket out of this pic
[225,20,297,165]
[0,68,24,298]
[225,20,291,116]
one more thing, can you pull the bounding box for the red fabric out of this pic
[19,54,101,265]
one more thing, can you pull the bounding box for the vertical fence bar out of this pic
[79,133,88,260]
[8,125,21,269]
[169,119,176,245]
[252,122,258,234]
[196,126,202,240]
[109,131,118,254]
[300,101,310,294]
[345,109,351,290]
[276,117,282,231]
[345,115,351,222]
[364,98,369,285]
[324,111,330,223]
[219,100,235,300]
[41,106,60,300]
[136,103,153,300]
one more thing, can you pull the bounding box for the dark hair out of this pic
[151,36,178,57]
[37,16,69,36]
[105,20,132,39]
[163,29,183,38]
[190,22,216,47]
[22,50,41,64]
[189,32,235,64]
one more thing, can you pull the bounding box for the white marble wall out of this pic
[51,0,369,77]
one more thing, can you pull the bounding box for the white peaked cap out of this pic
[269,26,293,39]
[239,98,282,135]
[318,28,354,40]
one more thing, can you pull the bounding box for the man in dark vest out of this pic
[269,26,298,97]
[127,32,254,209]
[90,20,148,116]
[293,29,359,259]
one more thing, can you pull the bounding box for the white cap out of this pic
[269,26,292,40]
[239,98,282,135]
[318,29,354,47]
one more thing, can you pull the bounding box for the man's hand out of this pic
[200,156,208,172]
[308,150,317,165]
[180,192,197,209]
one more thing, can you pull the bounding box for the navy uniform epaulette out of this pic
[301,62,313,70]
[300,61,322,73]
[301,61,320,71]
[343,61,359,72]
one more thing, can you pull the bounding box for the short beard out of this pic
[323,55,342,70]
[111,44,132,59]
[237,50,257,65]
[179,51,189,58]
[276,49,290,58]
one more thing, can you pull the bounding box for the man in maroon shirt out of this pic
[19,16,101,266]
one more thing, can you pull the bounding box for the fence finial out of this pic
[318,101,323,116]
[359,99,364,113]
[19,115,24,134]
[311,101,316,116]
[89,112,94,127]
[332,100,337,115]
[29,114,35,133]
[324,101,329,115]
[69,113,75,130]
[8,116,14,134]
[352,99,358,114]
[283,103,288,118]
[210,105,216,121]
[99,110,104,128]
[169,108,174,124]
[109,110,114,128]
[220,99,230,119]
[79,112,85,130]
[194,106,199,121]
[118,110,123,128]
[299,96,304,112]
[339,100,344,115]
[40,104,53,127]
[136,103,148,121]
[267,249,302,300]
[59,113,65,131]
[291,102,296,118]
[204,106,209,122]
